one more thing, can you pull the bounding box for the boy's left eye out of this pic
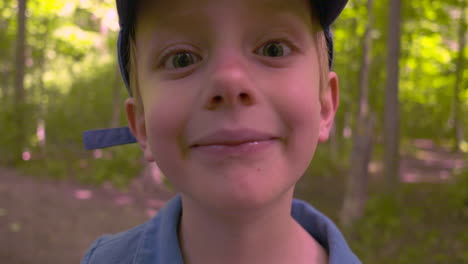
[255,41,292,57]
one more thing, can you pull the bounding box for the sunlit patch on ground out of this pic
[412,139,435,149]
[145,208,158,218]
[400,140,466,183]
[74,189,93,200]
[145,199,165,208]
[93,150,103,159]
[369,139,466,183]
[114,195,133,206]
[0,208,7,217]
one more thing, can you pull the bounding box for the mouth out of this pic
[191,138,276,148]
[190,129,279,148]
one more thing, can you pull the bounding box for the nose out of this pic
[203,56,257,110]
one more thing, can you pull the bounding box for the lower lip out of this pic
[191,140,276,157]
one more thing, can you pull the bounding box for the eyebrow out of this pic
[136,15,210,62]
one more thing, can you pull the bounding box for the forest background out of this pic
[0,0,466,263]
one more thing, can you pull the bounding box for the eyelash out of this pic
[157,38,298,70]
[157,46,200,69]
[255,38,299,55]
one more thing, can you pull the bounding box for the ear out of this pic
[318,72,339,143]
[125,98,155,162]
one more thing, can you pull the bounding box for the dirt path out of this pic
[368,139,466,183]
[0,167,174,264]
[400,139,466,182]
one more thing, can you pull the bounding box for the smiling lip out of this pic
[190,129,278,148]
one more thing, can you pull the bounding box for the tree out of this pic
[383,0,402,190]
[453,0,466,152]
[13,0,27,162]
[340,0,375,228]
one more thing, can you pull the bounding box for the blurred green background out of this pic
[0,0,466,263]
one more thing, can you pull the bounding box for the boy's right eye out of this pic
[162,51,201,70]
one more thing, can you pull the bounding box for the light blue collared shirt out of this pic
[81,195,361,264]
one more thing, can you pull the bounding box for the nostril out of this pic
[239,93,252,104]
[213,95,223,104]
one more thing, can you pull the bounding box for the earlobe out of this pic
[125,98,155,162]
[318,72,339,143]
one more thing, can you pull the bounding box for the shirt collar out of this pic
[133,194,361,264]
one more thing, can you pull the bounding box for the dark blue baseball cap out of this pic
[83,0,348,150]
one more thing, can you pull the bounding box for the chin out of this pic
[188,171,295,214]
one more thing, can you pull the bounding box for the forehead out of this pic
[135,0,315,31]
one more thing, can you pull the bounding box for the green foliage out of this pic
[0,0,466,263]
[1,0,134,186]
[1,0,465,163]
[334,0,468,141]
[78,146,143,189]
[0,102,38,164]
[350,171,468,263]
[45,59,116,145]
[0,104,20,163]
[18,144,142,189]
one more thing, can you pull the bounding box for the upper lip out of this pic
[190,129,278,147]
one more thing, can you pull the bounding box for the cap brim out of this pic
[83,127,137,150]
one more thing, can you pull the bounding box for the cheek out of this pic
[142,92,193,192]
[272,70,321,132]
[270,70,322,169]
[142,88,191,158]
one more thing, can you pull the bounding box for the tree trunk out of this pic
[453,0,466,152]
[383,0,402,191]
[340,0,375,228]
[36,19,50,156]
[0,6,10,101]
[341,115,375,228]
[0,69,8,100]
[13,0,27,162]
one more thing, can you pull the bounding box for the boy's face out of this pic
[126,0,338,210]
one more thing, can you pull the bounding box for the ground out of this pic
[0,167,174,264]
[0,140,465,263]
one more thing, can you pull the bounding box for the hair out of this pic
[128,35,144,113]
[127,22,330,114]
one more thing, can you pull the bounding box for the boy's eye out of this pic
[163,52,201,69]
[256,41,292,57]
